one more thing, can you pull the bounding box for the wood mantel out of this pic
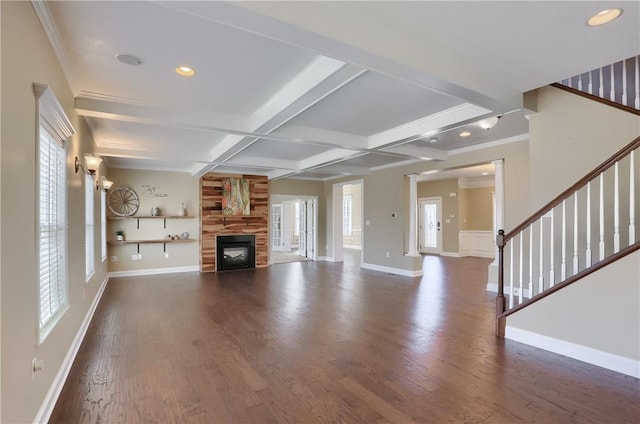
[200,173,269,272]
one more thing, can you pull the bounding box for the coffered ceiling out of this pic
[37,1,639,180]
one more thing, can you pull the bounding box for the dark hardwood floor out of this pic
[50,256,639,423]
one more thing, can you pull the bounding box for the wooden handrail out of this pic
[505,136,640,243]
[499,241,640,320]
[551,83,640,116]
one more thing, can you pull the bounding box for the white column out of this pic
[492,159,505,264]
[406,174,419,256]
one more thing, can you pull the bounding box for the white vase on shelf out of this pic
[178,202,186,217]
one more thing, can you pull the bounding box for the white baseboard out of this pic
[440,251,461,257]
[107,265,199,278]
[34,274,110,424]
[506,326,640,378]
[316,256,337,262]
[361,262,423,277]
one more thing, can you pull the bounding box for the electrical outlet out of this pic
[137,254,142,260]
[32,357,44,378]
[386,251,390,258]
[164,252,169,259]
[110,256,117,262]
[131,254,138,261]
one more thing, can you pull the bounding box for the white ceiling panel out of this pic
[286,71,464,136]
[236,139,330,161]
[49,1,318,115]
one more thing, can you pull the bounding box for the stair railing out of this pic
[496,136,640,336]
[558,55,640,112]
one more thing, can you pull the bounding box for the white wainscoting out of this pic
[459,230,495,258]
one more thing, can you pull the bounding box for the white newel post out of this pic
[487,159,505,290]
[406,174,420,257]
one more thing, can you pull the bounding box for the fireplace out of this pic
[216,235,256,271]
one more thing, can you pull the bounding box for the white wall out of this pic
[507,85,640,370]
[1,2,109,421]
[106,169,200,273]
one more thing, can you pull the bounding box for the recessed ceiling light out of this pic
[482,172,489,176]
[459,131,471,137]
[429,137,438,144]
[176,66,196,77]
[116,53,144,66]
[587,8,623,26]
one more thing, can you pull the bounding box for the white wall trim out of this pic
[361,262,423,277]
[107,265,200,278]
[34,274,109,424]
[459,230,495,258]
[449,133,529,156]
[316,256,337,262]
[440,251,462,257]
[506,326,640,378]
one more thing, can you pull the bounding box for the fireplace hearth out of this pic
[216,235,256,271]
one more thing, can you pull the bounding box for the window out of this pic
[38,126,69,339]
[85,174,95,280]
[35,83,75,342]
[101,190,107,261]
[343,195,352,236]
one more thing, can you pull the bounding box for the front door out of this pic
[419,197,442,254]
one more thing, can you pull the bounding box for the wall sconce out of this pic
[75,154,102,175]
[96,176,114,191]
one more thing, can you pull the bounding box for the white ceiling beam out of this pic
[380,144,448,161]
[308,164,371,176]
[299,148,362,170]
[76,95,250,132]
[367,103,490,149]
[224,156,299,171]
[270,125,369,150]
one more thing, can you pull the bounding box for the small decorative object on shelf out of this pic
[181,232,189,240]
[151,206,160,216]
[178,202,187,217]
[116,230,125,241]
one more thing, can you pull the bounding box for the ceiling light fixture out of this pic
[459,131,471,137]
[429,137,438,144]
[482,172,489,176]
[478,115,501,130]
[587,8,623,26]
[176,66,196,77]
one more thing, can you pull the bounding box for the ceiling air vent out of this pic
[116,53,144,66]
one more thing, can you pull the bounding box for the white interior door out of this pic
[271,204,284,251]
[419,197,442,254]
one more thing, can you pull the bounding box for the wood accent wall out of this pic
[200,173,269,272]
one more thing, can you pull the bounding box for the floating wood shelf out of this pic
[108,215,196,220]
[108,215,196,229]
[108,239,196,246]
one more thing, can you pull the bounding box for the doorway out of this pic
[419,197,442,254]
[270,195,317,264]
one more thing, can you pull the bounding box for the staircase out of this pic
[495,64,640,336]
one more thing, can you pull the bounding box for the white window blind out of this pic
[343,195,352,236]
[85,174,95,280]
[39,126,68,334]
[101,190,107,261]
[34,83,75,343]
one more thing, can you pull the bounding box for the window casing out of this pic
[35,83,75,343]
[85,174,95,280]
[101,190,107,261]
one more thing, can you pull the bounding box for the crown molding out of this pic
[458,176,495,188]
[31,1,79,95]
